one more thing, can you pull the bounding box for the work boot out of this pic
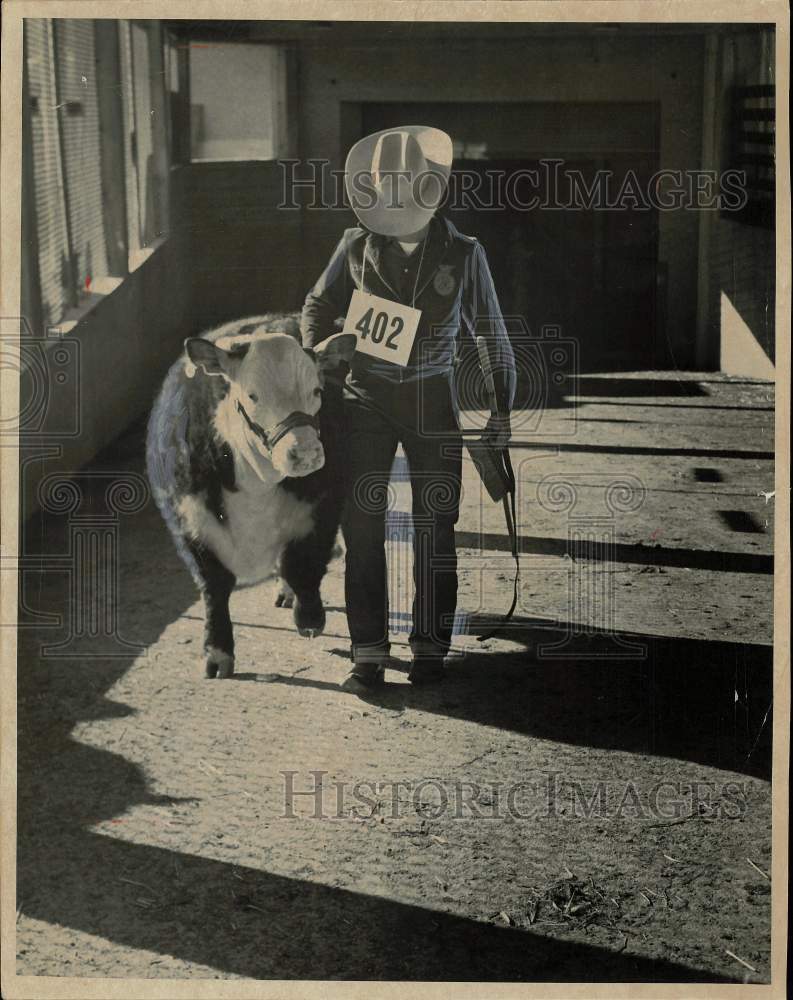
[343,645,389,691]
[408,657,445,686]
[344,662,386,690]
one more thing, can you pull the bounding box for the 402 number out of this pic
[355,308,403,349]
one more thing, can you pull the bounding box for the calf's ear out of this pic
[185,338,222,374]
[184,337,250,381]
[313,332,357,372]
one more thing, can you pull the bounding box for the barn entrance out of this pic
[358,102,663,371]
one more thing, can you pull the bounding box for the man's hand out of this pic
[483,413,512,448]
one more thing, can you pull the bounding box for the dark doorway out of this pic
[360,102,663,370]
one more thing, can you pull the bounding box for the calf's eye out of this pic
[314,387,322,397]
[249,392,259,403]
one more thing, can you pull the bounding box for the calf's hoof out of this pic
[205,647,235,679]
[274,581,295,608]
[293,592,325,638]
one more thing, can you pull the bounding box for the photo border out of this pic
[1,2,789,998]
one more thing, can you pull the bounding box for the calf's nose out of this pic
[287,441,324,474]
[271,428,325,478]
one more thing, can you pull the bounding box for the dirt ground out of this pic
[15,372,774,984]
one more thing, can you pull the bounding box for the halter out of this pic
[235,400,319,453]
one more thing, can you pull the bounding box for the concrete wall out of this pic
[295,33,705,366]
[20,207,192,522]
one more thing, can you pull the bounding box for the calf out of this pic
[146,314,355,678]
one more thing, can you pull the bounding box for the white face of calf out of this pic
[185,330,356,481]
[234,335,324,478]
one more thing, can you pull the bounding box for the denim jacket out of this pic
[301,215,516,411]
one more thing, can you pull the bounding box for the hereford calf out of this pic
[146,314,355,678]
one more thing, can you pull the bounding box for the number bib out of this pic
[342,290,421,367]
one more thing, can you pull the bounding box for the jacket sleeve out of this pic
[460,241,517,412]
[300,232,353,349]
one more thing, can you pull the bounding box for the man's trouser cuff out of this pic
[409,639,449,661]
[351,642,391,667]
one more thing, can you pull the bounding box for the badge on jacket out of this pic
[433,264,456,296]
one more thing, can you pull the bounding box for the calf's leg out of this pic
[279,505,339,638]
[187,542,237,678]
[278,384,347,637]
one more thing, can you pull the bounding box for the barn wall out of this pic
[701,29,775,377]
[185,161,306,329]
[19,176,192,523]
[295,34,705,367]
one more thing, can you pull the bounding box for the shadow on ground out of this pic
[16,645,737,981]
[268,615,772,782]
[453,530,773,574]
[18,602,746,981]
[16,416,768,981]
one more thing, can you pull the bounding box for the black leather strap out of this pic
[236,401,319,452]
[267,410,320,450]
[476,446,520,641]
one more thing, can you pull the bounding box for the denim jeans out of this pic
[340,373,462,664]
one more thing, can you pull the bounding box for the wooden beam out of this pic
[146,21,171,241]
[21,26,44,336]
[94,20,129,277]
[50,20,78,309]
[695,32,720,370]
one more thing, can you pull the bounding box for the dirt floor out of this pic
[15,372,775,983]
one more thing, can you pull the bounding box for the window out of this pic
[23,17,173,329]
[25,19,74,327]
[26,19,121,327]
[53,20,111,293]
[726,84,775,228]
[721,28,775,229]
[189,43,287,162]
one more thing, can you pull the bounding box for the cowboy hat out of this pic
[345,125,453,237]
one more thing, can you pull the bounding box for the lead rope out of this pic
[475,448,519,642]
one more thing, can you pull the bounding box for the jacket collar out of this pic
[363,215,454,302]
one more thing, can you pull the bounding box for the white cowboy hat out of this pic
[344,126,453,237]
